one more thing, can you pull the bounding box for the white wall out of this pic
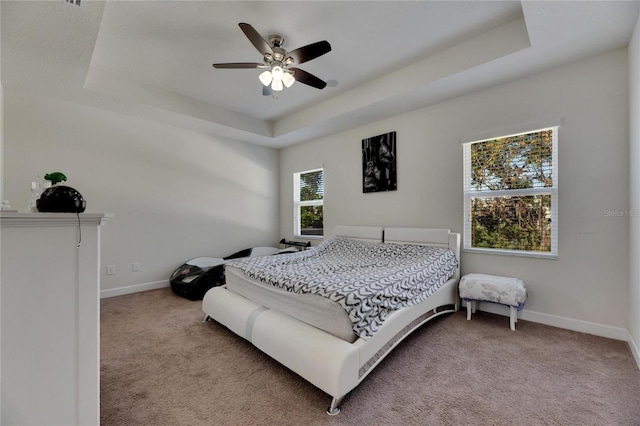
[629,14,640,366]
[280,49,630,338]
[3,90,280,295]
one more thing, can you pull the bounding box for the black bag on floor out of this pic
[169,257,227,301]
[170,248,269,301]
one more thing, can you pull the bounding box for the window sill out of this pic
[463,247,558,259]
[294,235,324,240]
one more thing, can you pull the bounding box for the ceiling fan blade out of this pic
[289,68,327,89]
[212,62,265,69]
[262,85,273,96]
[286,40,331,65]
[239,23,273,57]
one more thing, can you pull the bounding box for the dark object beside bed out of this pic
[170,258,226,301]
[170,247,275,301]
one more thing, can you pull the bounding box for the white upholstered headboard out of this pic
[383,227,450,247]
[333,225,383,243]
[332,226,458,249]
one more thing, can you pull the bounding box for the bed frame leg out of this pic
[327,397,344,415]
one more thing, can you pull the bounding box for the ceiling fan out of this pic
[213,23,331,96]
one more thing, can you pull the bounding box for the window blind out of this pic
[298,169,324,202]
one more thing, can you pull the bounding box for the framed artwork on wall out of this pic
[362,131,397,193]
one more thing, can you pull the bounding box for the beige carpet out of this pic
[101,288,640,425]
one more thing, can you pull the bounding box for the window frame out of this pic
[463,126,559,259]
[293,168,324,239]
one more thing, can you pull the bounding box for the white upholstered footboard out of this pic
[203,287,361,399]
[202,227,460,414]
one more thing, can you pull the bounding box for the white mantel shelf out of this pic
[0,212,113,227]
[1,211,112,425]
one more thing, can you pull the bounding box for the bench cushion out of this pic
[459,273,526,307]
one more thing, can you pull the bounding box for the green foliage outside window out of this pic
[471,195,551,251]
[300,205,323,235]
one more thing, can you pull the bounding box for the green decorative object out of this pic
[44,172,67,185]
[37,171,86,213]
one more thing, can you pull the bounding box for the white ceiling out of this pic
[2,1,639,148]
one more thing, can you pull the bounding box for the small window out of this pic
[294,168,324,237]
[463,127,558,257]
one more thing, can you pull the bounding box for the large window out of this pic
[294,168,324,237]
[463,127,558,257]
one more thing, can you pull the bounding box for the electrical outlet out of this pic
[132,263,140,272]
[106,265,116,275]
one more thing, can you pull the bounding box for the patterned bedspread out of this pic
[227,237,459,339]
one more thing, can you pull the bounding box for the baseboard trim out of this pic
[468,301,629,341]
[100,280,169,299]
[628,331,640,370]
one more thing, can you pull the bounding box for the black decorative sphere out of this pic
[37,185,86,213]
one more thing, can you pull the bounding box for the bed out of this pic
[202,226,460,414]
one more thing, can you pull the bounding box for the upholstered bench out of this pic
[459,273,527,330]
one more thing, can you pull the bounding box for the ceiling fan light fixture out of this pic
[282,72,295,88]
[259,70,272,86]
[271,65,284,81]
[271,78,284,91]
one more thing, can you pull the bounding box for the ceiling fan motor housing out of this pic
[268,34,285,48]
[271,51,288,66]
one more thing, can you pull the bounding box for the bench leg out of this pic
[510,306,517,330]
[466,300,474,320]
